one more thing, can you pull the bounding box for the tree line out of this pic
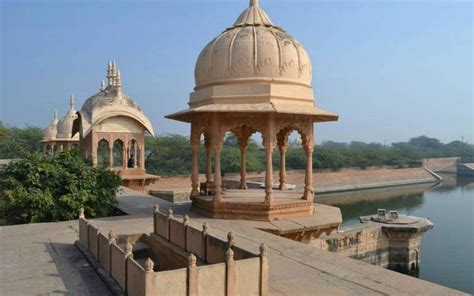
[1,121,473,176]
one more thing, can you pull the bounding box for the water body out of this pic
[316,175,474,294]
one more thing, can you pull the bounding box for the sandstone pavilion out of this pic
[167,0,338,221]
[41,95,80,154]
[43,61,159,189]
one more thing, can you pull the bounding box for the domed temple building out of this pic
[43,61,158,189]
[166,0,339,220]
[41,95,80,154]
[71,62,159,189]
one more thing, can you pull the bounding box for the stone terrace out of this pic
[0,187,467,295]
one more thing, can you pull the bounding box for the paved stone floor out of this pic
[0,187,467,295]
[0,221,112,295]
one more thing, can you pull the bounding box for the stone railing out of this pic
[77,208,268,296]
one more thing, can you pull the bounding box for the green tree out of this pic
[145,134,192,176]
[0,150,121,225]
[0,123,43,159]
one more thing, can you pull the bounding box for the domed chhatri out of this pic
[167,0,339,221]
[41,98,80,154]
[43,61,158,190]
[73,61,154,177]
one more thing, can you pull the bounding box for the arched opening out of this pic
[276,125,313,200]
[113,139,124,167]
[127,139,139,168]
[223,127,263,190]
[97,139,110,167]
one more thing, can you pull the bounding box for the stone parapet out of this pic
[77,208,268,296]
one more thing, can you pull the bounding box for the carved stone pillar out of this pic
[108,142,113,168]
[122,144,127,170]
[140,142,145,169]
[303,128,314,201]
[51,144,56,155]
[264,144,275,203]
[278,144,288,190]
[264,114,276,204]
[133,142,138,168]
[91,134,98,166]
[212,114,223,203]
[190,125,200,199]
[204,134,213,183]
[239,138,249,190]
[212,138,223,202]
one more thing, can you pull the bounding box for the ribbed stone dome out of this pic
[194,0,312,89]
[42,110,59,140]
[74,62,154,137]
[57,95,79,140]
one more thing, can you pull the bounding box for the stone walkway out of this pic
[0,187,467,295]
[111,188,466,296]
[0,221,111,295]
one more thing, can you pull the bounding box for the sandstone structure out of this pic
[77,208,269,296]
[167,0,338,221]
[42,61,159,189]
[73,62,154,174]
[312,210,433,273]
[41,95,80,153]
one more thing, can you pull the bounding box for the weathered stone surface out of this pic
[0,221,111,295]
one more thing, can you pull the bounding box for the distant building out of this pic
[42,61,158,189]
[41,95,79,154]
[72,61,154,177]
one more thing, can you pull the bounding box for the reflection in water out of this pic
[317,174,474,294]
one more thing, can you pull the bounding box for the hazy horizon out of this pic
[1,0,472,144]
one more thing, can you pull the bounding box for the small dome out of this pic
[42,109,59,141]
[194,0,312,89]
[57,95,79,140]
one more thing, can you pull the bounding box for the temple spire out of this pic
[100,80,105,92]
[107,60,113,86]
[115,69,122,88]
[69,94,74,110]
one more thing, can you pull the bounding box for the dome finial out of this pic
[250,0,259,7]
[100,80,105,92]
[115,69,122,93]
[69,94,74,110]
[54,108,58,120]
[107,60,114,86]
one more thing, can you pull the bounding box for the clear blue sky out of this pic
[1,0,472,144]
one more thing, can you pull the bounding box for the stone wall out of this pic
[77,209,269,296]
[311,225,391,267]
[311,221,428,273]
[422,157,460,173]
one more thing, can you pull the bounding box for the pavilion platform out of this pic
[120,173,160,192]
[191,188,341,241]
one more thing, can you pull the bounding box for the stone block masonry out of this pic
[77,207,268,296]
[311,210,433,273]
